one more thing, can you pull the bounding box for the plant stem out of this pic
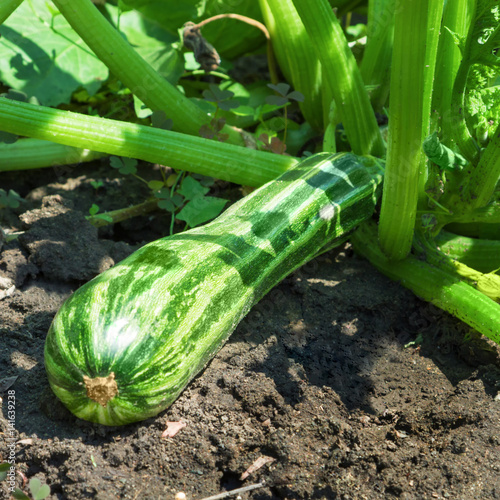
[0,0,23,24]
[435,230,500,273]
[459,121,500,209]
[352,221,500,345]
[259,0,326,131]
[360,0,395,112]
[450,62,480,163]
[87,199,158,228]
[432,0,473,144]
[377,0,442,260]
[0,138,104,171]
[0,97,296,186]
[442,203,500,225]
[51,0,244,145]
[290,0,385,156]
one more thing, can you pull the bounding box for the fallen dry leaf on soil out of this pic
[161,421,187,438]
[240,455,275,480]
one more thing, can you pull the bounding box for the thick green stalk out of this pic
[418,0,444,201]
[450,62,480,163]
[459,121,500,209]
[360,0,395,112]
[258,0,325,131]
[378,0,442,260]
[443,203,500,225]
[51,0,244,145]
[0,98,296,186]
[291,0,385,156]
[435,231,500,273]
[0,139,104,171]
[0,0,23,24]
[432,0,473,144]
[352,221,500,345]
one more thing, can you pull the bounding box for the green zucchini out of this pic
[44,153,382,426]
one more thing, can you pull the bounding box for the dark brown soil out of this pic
[1,161,500,500]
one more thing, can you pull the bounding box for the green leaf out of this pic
[157,198,175,212]
[0,462,10,481]
[0,131,18,144]
[33,484,50,500]
[12,489,30,500]
[29,478,41,496]
[203,84,235,103]
[106,4,184,85]
[0,189,22,209]
[265,95,289,107]
[89,204,100,216]
[423,132,467,171]
[177,176,209,201]
[95,213,114,223]
[148,180,165,191]
[171,194,184,207]
[466,1,500,68]
[217,99,240,111]
[154,187,171,200]
[151,111,173,130]
[268,82,291,96]
[0,0,108,106]
[110,156,138,175]
[176,196,228,227]
[119,0,265,59]
[287,90,305,103]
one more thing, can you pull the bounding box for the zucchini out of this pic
[44,153,382,426]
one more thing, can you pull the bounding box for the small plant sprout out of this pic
[89,180,104,190]
[11,477,51,500]
[0,189,22,210]
[88,204,113,224]
[265,83,304,147]
[199,84,240,142]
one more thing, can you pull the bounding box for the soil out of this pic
[1,160,500,500]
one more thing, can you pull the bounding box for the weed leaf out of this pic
[12,489,30,500]
[110,156,138,175]
[177,176,209,200]
[267,82,290,96]
[176,196,228,228]
[265,95,289,107]
[148,180,165,191]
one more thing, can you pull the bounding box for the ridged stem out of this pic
[432,0,473,144]
[258,0,325,131]
[0,0,23,24]
[450,62,480,163]
[51,0,244,145]
[459,122,500,209]
[435,230,500,273]
[0,138,104,171]
[360,0,395,112]
[442,203,500,225]
[290,0,385,156]
[377,0,442,260]
[0,98,296,186]
[352,221,500,345]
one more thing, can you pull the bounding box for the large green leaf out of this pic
[0,1,183,106]
[120,0,266,58]
[0,0,109,105]
[107,4,184,84]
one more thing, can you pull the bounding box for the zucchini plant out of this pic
[0,0,499,425]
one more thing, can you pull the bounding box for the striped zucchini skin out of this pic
[44,153,382,426]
